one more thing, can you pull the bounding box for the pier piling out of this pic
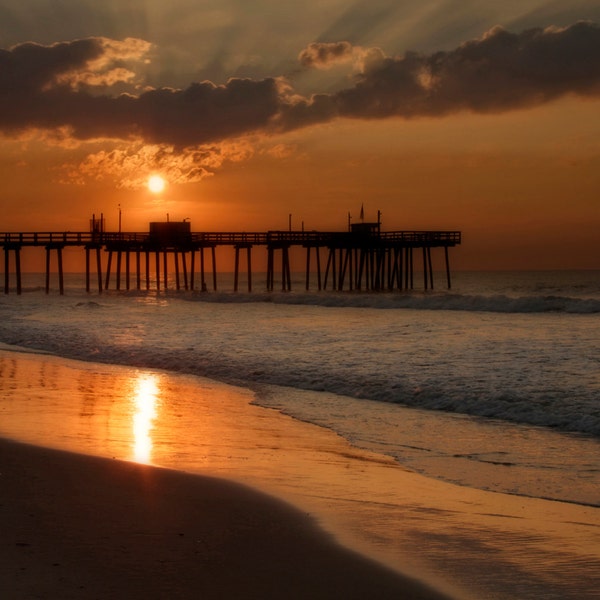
[3,243,22,294]
[45,244,64,295]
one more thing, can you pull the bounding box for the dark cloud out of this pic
[282,21,600,128]
[298,41,354,69]
[132,79,284,146]
[1,22,599,148]
[0,38,104,92]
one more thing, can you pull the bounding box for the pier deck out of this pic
[2,229,461,294]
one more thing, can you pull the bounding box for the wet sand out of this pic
[0,439,448,599]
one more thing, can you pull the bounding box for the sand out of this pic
[0,439,450,599]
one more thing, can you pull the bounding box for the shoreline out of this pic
[0,438,449,599]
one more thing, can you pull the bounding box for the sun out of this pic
[147,174,166,194]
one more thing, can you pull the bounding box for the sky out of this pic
[1,0,599,270]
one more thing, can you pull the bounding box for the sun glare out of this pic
[148,174,166,194]
[132,374,159,464]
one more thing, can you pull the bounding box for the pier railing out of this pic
[1,230,461,247]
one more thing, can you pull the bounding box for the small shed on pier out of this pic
[350,222,380,237]
[148,221,191,247]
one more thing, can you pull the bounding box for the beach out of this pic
[1,349,600,599]
[0,438,450,600]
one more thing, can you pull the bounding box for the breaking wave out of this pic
[183,290,600,314]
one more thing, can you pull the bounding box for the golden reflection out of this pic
[132,374,159,464]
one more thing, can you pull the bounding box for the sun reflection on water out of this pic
[132,374,159,464]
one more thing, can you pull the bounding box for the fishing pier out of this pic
[2,220,461,295]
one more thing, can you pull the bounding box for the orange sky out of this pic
[1,2,599,270]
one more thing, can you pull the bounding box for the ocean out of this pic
[0,270,598,505]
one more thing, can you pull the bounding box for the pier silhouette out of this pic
[2,218,461,295]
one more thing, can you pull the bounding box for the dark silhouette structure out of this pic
[1,218,461,295]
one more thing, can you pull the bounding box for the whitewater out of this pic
[0,270,599,507]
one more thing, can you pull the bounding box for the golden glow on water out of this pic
[132,374,159,464]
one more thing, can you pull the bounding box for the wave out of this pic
[183,290,600,314]
[11,270,600,313]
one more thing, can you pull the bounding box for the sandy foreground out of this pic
[0,438,450,600]
[1,350,600,599]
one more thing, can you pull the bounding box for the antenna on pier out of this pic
[90,213,105,236]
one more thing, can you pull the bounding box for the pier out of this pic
[1,222,461,295]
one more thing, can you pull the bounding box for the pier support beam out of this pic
[169,251,189,291]
[182,252,189,290]
[281,246,291,291]
[154,251,160,291]
[125,250,131,291]
[304,245,322,291]
[190,246,210,292]
[396,247,403,290]
[85,245,103,294]
[356,249,366,290]
[45,244,64,295]
[96,247,102,293]
[403,247,414,290]
[211,247,217,291]
[163,252,168,289]
[337,248,353,291]
[3,244,22,295]
[105,251,112,290]
[428,246,434,290]
[174,252,180,290]
[145,251,150,290]
[104,245,132,292]
[266,245,291,292]
[136,251,141,290]
[323,247,338,290]
[422,247,428,290]
[234,244,252,292]
[266,247,274,291]
[116,251,122,290]
[421,246,434,291]
[445,246,452,289]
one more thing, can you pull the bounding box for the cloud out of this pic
[61,141,254,188]
[297,41,386,78]
[130,78,285,146]
[265,143,298,159]
[0,37,151,93]
[1,22,600,163]
[298,41,355,69]
[56,38,152,89]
